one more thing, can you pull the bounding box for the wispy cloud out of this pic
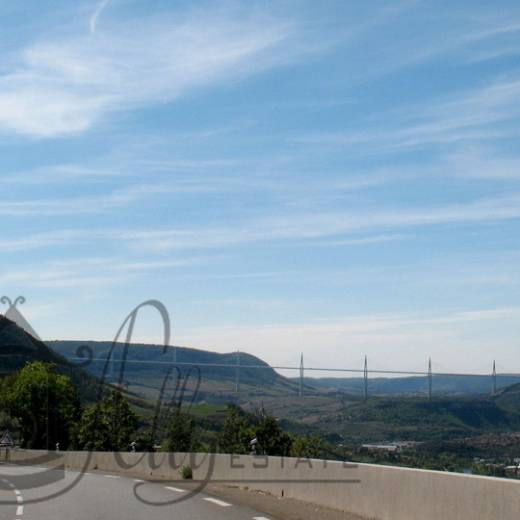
[0,6,315,137]
[0,229,82,252]
[444,148,520,180]
[89,0,111,34]
[464,21,520,43]
[175,307,520,373]
[4,191,520,250]
[0,179,229,217]
[0,163,128,185]
[295,76,520,151]
[296,234,410,247]
[130,193,520,251]
[0,255,196,289]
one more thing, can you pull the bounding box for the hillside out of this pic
[243,390,520,446]
[47,339,520,447]
[0,314,60,372]
[7,325,520,454]
[0,315,98,401]
[48,340,300,403]
[494,382,520,411]
[301,374,520,396]
[336,396,520,443]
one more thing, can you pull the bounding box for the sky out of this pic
[1,0,520,376]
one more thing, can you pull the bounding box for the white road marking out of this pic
[203,497,232,507]
[134,479,144,483]
[105,475,120,479]
[165,486,186,493]
[253,517,271,520]
[2,478,23,518]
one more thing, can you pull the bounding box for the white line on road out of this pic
[203,497,232,507]
[104,475,120,479]
[134,479,144,483]
[2,478,23,518]
[253,517,271,520]
[165,486,186,493]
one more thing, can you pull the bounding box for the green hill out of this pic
[301,374,520,396]
[247,389,520,445]
[48,340,299,403]
[8,323,520,453]
[46,339,520,446]
[0,315,97,402]
[339,396,520,442]
[0,314,60,373]
[493,382,520,411]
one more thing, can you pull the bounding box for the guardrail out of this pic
[7,449,520,520]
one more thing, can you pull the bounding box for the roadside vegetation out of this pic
[0,362,331,458]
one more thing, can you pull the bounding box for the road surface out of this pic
[0,464,273,520]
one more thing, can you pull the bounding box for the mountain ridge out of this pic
[298,374,520,397]
[48,340,300,402]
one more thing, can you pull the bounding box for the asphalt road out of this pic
[0,464,272,520]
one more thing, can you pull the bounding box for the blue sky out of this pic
[1,0,520,374]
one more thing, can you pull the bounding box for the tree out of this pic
[164,411,198,452]
[218,405,297,456]
[78,389,138,451]
[77,403,110,451]
[218,405,253,454]
[0,375,19,439]
[8,362,80,449]
[290,435,324,458]
[0,411,19,436]
[255,416,293,456]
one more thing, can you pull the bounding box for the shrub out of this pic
[180,465,193,479]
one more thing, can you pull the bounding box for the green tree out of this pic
[78,389,138,451]
[77,403,110,450]
[8,362,80,449]
[290,435,325,458]
[255,415,292,456]
[0,375,19,439]
[218,406,296,456]
[218,405,253,454]
[0,411,19,437]
[164,411,198,452]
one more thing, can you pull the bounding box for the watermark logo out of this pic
[1,297,359,508]
[1,296,40,340]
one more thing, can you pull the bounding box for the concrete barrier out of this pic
[6,449,520,520]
